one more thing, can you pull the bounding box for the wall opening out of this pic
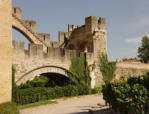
[12,28,30,49]
[41,73,70,87]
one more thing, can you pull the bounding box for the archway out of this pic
[41,73,70,87]
[16,66,70,85]
[12,15,42,44]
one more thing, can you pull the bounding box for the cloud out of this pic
[125,34,149,44]
[125,37,141,44]
[137,17,149,26]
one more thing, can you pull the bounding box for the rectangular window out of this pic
[43,35,46,40]
[14,8,16,14]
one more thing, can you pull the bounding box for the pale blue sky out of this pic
[12,0,149,60]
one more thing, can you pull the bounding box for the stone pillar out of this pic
[0,0,12,103]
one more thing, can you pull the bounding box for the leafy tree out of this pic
[67,53,91,94]
[138,35,149,63]
[99,54,116,82]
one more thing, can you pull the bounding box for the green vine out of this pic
[99,53,116,82]
[67,53,91,94]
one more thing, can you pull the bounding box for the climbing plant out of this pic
[67,53,91,94]
[12,66,17,102]
[99,53,116,82]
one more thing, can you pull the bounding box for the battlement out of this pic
[23,20,37,32]
[12,7,22,18]
[12,40,93,63]
[36,33,50,45]
[68,24,75,32]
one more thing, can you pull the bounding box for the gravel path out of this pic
[20,94,105,114]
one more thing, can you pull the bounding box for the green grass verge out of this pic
[18,100,57,109]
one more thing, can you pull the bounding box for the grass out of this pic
[18,100,57,109]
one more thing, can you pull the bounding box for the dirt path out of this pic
[20,94,105,114]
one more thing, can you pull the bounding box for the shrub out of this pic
[13,85,79,105]
[91,86,101,94]
[19,76,49,89]
[0,102,19,114]
[102,78,148,114]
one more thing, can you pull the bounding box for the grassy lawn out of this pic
[18,100,57,109]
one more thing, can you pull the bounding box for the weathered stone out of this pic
[0,0,12,103]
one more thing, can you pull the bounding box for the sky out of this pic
[12,0,149,61]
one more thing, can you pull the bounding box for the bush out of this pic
[0,102,19,114]
[102,77,148,114]
[91,86,101,94]
[19,76,49,89]
[13,85,79,105]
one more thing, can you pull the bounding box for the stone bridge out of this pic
[12,40,94,85]
[11,6,103,87]
[12,6,149,88]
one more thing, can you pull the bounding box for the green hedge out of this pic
[102,73,149,114]
[13,85,79,105]
[0,102,19,114]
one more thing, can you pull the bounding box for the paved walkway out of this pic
[20,94,105,114]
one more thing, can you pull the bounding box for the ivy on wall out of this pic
[99,54,116,82]
[67,53,91,94]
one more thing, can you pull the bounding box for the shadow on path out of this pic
[90,108,116,114]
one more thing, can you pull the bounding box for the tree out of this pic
[67,53,91,94]
[138,35,149,63]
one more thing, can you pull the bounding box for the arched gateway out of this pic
[16,66,69,85]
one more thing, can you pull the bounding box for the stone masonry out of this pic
[1,2,149,104]
[0,0,12,103]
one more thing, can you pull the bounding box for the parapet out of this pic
[29,43,43,56]
[23,20,37,32]
[59,31,70,45]
[12,40,94,63]
[98,17,106,24]
[84,16,106,32]
[36,33,50,45]
[98,17,106,30]
[68,24,75,32]
[12,40,24,51]
[12,7,22,18]
[50,41,60,48]
[85,16,98,33]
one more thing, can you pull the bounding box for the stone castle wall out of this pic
[12,40,94,84]
[115,62,149,80]
[0,0,12,103]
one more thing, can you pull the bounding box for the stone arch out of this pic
[16,65,70,85]
[12,14,42,44]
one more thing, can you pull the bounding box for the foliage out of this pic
[12,66,17,102]
[0,102,19,114]
[91,86,102,94]
[19,76,49,89]
[12,53,92,105]
[138,35,149,63]
[102,74,149,114]
[67,53,91,94]
[13,85,79,105]
[99,54,116,82]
